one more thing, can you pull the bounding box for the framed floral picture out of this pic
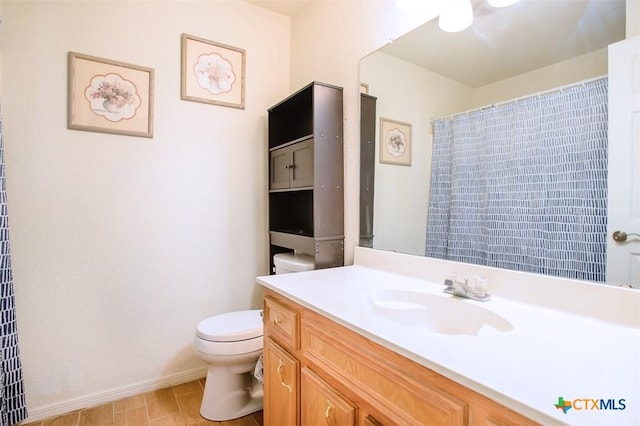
[68,52,154,138]
[181,34,246,109]
[380,117,412,166]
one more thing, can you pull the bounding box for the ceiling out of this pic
[242,0,310,17]
[380,0,626,87]
[242,0,626,88]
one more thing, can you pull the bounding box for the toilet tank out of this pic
[273,253,314,274]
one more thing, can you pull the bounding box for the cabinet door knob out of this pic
[325,399,332,418]
[273,317,282,326]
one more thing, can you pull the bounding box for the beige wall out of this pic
[1,0,432,421]
[361,51,472,255]
[4,0,629,421]
[1,0,289,420]
[289,1,440,264]
[473,48,609,107]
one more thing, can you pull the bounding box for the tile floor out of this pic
[22,378,263,426]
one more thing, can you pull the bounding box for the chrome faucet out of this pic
[443,275,491,302]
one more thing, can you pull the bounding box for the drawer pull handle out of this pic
[277,359,292,393]
[325,399,332,418]
[273,317,282,326]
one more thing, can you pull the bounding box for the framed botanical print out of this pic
[181,33,246,109]
[380,117,412,166]
[68,52,154,138]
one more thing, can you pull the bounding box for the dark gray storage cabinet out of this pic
[359,93,376,248]
[268,82,344,271]
[269,138,314,189]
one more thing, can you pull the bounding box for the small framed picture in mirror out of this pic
[380,117,411,166]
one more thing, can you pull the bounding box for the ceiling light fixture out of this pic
[435,0,520,33]
[438,0,473,33]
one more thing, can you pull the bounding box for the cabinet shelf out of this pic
[269,231,316,254]
[268,82,342,149]
[268,82,344,270]
[268,134,313,152]
[269,186,314,193]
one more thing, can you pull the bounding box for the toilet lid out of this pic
[196,309,263,342]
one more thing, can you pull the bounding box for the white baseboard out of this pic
[21,366,208,423]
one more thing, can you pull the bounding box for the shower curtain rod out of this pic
[432,74,608,123]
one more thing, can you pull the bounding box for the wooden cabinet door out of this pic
[264,338,299,426]
[301,367,356,426]
[361,414,384,426]
[270,147,291,190]
[290,138,314,188]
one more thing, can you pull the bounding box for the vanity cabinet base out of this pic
[262,289,539,426]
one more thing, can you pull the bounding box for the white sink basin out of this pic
[371,289,513,335]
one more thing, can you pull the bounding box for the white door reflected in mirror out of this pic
[606,35,640,289]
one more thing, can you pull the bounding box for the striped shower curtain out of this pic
[426,78,608,282]
[0,109,28,425]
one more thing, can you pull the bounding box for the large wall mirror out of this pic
[359,0,638,286]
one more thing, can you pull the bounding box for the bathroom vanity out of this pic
[257,247,640,426]
[261,288,536,425]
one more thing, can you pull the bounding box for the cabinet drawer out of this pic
[301,318,468,425]
[264,296,299,349]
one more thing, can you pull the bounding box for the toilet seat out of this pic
[194,335,263,357]
[197,309,263,342]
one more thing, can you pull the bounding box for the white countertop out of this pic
[257,248,640,426]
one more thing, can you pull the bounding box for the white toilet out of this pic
[273,252,315,274]
[194,252,313,421]
[194,309,264,421]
